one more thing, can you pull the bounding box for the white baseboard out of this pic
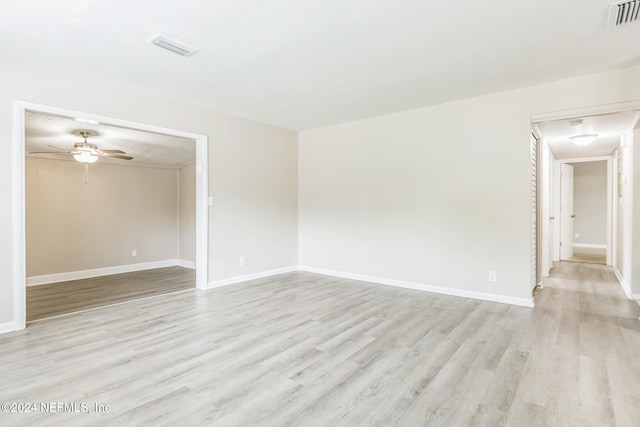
[177,259,196,270]
[572,243,606,249]
[298,266,535,308]
[613,267,632,298]
[27,259,180,286]
[0,321,16,335]
[207,266,298,289]
[206,265,535,307]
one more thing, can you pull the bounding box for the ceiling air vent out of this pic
[609,0,640,27]
[147,34,199,57]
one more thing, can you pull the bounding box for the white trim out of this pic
[195,130,208,291]
[620,132,634,302]
[26,259,181,286]
[298,266,535,308]
[613,267,632,298]
[606,157,613,266]
[612,149,619,269]
[0,321,16,335]
[556,155,611,164]
[12,101,26,331]
[177,259,196,270]
[572,243,607,249]
[552,159,561,261]
[207,266,298,289]
[531,100,640,123]
[176,169,181,265]
[13,101,209,330]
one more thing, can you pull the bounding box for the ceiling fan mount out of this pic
[75,129,96,140]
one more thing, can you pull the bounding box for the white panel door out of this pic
[560,164,574,260]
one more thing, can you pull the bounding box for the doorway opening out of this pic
[531,102,640,297]
[12,101,209,330]
[559,160,608,265]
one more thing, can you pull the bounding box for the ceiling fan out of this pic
[29,130,133,163]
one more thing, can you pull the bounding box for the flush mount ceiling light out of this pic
[569,134,598,146]
[147,34,199,57]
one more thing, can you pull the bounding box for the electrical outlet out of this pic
[488,270,496,282]
[575,232,580,238]
[132,250,137,257]
[239,256,245,266]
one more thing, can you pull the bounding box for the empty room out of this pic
[1,1,640,426]
[25,111,199,321]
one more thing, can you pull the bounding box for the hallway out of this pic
[532,261,640,426]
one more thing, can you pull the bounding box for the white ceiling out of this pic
[537,111,639,159]
[25,111,196,168]
[1,1,640,131]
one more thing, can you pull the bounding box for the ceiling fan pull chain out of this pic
[85,163,89,185]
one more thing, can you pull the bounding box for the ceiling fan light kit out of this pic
[73,151,98,163]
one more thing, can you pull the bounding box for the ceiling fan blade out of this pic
[27,151,72,155]
[100,153,133,160]
[100,149,127,154]
[47,144,75,151]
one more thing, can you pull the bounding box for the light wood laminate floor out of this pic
[564,247,607,265]
[26,266,195,321]
[2,262,639,426]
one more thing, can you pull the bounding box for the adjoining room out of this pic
[25,110,197,321]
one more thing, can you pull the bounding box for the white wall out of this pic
[616,130,637,296]
[633,129,640,296]
[4,56,640,326]
[299,65,640,302]
[1,54,298,325]
[178,163,196,264]
[571,161,607,246]
[26,158,179,277]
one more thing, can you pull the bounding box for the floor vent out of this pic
[609,1,640,27]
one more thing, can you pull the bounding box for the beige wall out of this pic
[26,158,179,277]
[178,163,196,263]
[572,161,607,246]
[299,65,640,302]
[1,54,299,325]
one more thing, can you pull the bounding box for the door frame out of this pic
[531,124,556,280]
[554,156,613,265]
[559,163,575,261]
[531,100,640,282]
[12,100,209,331]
